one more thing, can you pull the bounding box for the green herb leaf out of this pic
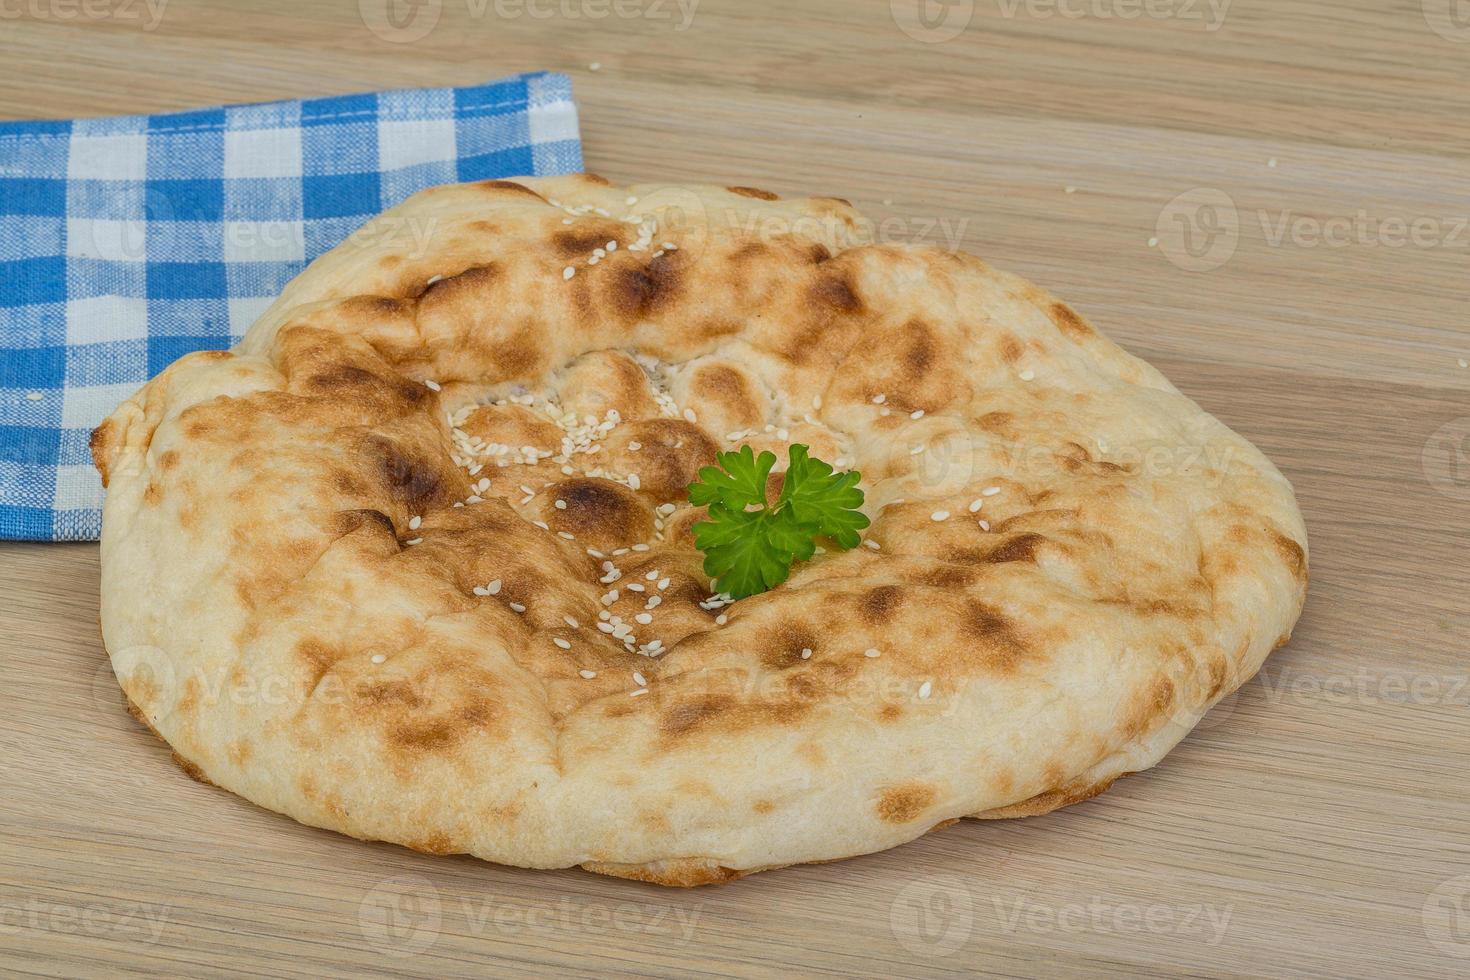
[688,444,868,599]
[778,444,870,550]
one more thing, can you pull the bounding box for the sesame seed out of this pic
[910,409,925,419]
[473,586,489,596]
[602,590,619,604]
[510,602,527,613]
[580,669,598,679]
[631,543,650,551]
[918,680,932,699]
[801,648,813,659]
[1268,157,1278,168]
[715,614,728,625]
[910,444,925,455]
[487,579,502,595]
[371,654,386,664]
[646,570,659,580]
[1065,186,1077,194]
[968,499,983,513]
[563,266,575,279]
[598,622,614,633]
[627,582,645,592]
[562,218,573,224]
[553,638,572,650]
[657,577,670,589]
[983,486,1000,496]
[630,688,649,697]
[564,615,579,628]
[628,441,642,451]
[405,537,422,545]
[683,408,697,423]
[646,595,662,608]
[1019,369,1035,381]
[533,520,549,530]
[606,240,617,251]
[558,531,575,539]
[555,499,567,509]
[979,519,990,531]
[25,392,42,401]
[633,671,647,686]
[589,61,601,70]
[864,647,881,658]
[931,510,950,522]
[627,473,641,490]
[1460,359,1468,369]
[408,515,422,530]
[423,379,441,391]
[863,539,880,550]
[1148,237,1160,248]
[636,613,652,624]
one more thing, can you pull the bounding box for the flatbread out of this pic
[91,174,1308,885]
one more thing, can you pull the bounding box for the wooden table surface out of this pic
[3,1,1468,976]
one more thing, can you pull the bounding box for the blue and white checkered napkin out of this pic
[0,71,582,541]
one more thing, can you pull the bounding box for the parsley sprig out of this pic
[688,444,869,599]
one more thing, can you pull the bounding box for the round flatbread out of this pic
[92,175,1308,885]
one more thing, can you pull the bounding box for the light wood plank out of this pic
[1,2,1467,975]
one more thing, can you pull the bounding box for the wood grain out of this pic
[2,1,1467,976]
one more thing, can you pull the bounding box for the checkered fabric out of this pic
[0,71,582,541]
